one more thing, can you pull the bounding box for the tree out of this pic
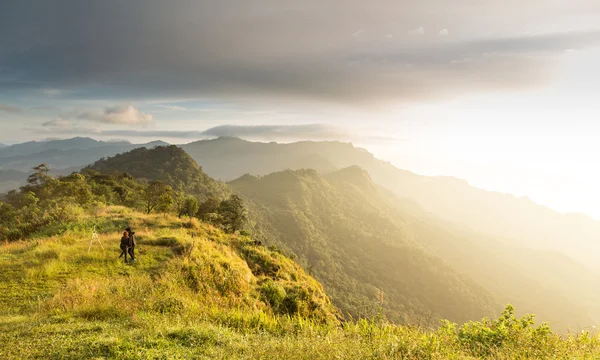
[27,164,51,186]
[143,181,172,214]
[172,191,186,218]
[180,196,199,218]
[217,194,247,233]
[156,192,174,215]
[197,196,220,220]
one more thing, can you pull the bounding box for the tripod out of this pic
[88,225,104,252]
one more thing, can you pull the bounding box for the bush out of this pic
[457,304,553,357]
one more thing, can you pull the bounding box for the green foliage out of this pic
[180,196,199,218]
[457,304,553,358]
[143,181,172,214]
[84,145,229,201]
[1,204,600,358]
[217,194,248,234]
[197,196,220,220]
[231,169,499,325]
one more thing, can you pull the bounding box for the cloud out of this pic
[1,1,600,105]
[352,29,365,37]
[56,105,153,125]
[30,106,60,111]
[42,118,71,128]
[410,26,425,35]
[100,105,153,125]
[439,29,449,36]
[156,104,187,111]
[41,88,61,96]
[200,124,350,140]
[0,104,23,114]
[30,123,353,141]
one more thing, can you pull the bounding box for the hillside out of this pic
[0,207,341,358]
[183,137,600,271]
[85,145,229,200]
[232,167,600,329]
[2,152,600,358]
[230,168,499,325]
[4,209,599,359]
[182,137,339,180]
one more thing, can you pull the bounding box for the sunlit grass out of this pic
[2,207,600,359]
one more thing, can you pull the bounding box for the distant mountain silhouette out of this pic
[0,137,169,172]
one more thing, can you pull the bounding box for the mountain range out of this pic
[0,137,167,171]
[0,137,167,192]
[1,136,600,329]
[182,137,600,271]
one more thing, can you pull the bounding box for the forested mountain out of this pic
[182,137,339,180]
[184,137,600,271]
[230,168,499,325]
[85,145,229,200]
[3,167,596,359]
[0,137,168,172]
[3,137,599,330]
[231,166,600,329]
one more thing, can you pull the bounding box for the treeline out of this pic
[0,164,247,241]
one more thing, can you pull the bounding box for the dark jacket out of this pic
[128,232,136,247]
[120,235,129,248]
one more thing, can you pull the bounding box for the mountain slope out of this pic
[232,166,599,329]
[182,137,339,180]
[183,137,600,271]
[230,168,499,325]
[3,207,597,359]
[85,145,229,199]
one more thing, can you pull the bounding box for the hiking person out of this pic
[119,231,130,263]
[126,227,136,262]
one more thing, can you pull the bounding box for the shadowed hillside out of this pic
[232,166,600,329]
[230,168,500,325]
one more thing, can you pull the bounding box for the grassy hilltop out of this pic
[1,207,600,359]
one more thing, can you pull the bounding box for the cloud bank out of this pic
[43,105,153,129]
[1,0,599,105]
[35,123,352,142]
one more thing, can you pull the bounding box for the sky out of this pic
[1,1,600,217]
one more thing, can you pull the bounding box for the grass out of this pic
[1,206,600,359]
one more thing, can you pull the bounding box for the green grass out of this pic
[1,206,600,359]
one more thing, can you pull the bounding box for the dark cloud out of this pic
[1,1,599,104]
[0,104,23,114]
